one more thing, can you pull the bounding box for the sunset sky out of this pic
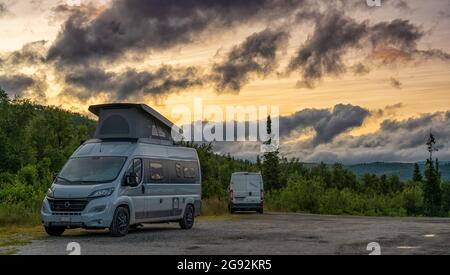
[1,0,449,163]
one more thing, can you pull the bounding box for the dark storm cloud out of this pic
[288,12,367,88]
[0,74,35,96]
[47,0,304,66]
[287,12,449,88]
[212,28,289,93]
[369,19,423,49]
[280,104,371,145]
[2,41,47,66]
[289,111,450,163]
[414,49,450,61]
[212,110,450,164]
[64,65,204,101]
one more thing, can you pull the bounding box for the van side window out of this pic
[175,163,183,178]
[150,162,164,181]
[126,159,142,183]
[183,166,197,178]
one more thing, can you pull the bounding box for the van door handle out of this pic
[141,185,145,194]
[160,199,164,204]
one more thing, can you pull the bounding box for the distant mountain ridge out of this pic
[345,162,450,181]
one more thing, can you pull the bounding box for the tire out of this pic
[110,206,130,237]
[44,226,65,237]
[228,204,234,214]
[257,208,264,214]
[228,203,236,214]
[179,204,195,230]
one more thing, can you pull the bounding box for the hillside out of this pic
[346,162,450,181]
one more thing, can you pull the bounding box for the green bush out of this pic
[401,185,424,216]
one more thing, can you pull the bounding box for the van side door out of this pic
[145,159,173,219]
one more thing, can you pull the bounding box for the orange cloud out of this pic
[370,47,412,64]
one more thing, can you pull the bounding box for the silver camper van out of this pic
[228,172,264,214]
[41,104,201,237]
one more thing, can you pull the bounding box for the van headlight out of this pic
[89,188,115,198]
[46,188,55,199]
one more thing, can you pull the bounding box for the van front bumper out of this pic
[41,197,114,229]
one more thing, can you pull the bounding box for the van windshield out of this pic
[58,157,127,184]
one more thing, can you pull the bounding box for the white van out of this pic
[228,172,264,214]
[41,104,201,237]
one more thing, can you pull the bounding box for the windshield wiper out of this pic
[56,176,74,184]
[80,180,112,184]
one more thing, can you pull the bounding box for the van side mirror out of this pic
[52,172,59,182]
[125,172,139,187]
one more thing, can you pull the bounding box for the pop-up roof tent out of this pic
[89,103,181,146]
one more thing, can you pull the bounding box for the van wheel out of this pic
[180,205,195,230]
[45,226,65,236]
[110,206,130,237]
[257,208,264,214]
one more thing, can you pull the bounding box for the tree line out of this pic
[0,88,448,227]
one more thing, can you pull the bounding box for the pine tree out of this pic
[423,134,442,216]
[424,159,442,216]
[412,163,423,182]
[262,115,281,190]
[256,155,261,170]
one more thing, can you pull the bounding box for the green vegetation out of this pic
[0,88,96,227]
[0,88,449,232]
[262,115,282,191]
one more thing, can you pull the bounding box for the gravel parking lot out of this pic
[16,212,450,255]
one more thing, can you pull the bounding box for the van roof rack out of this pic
[89,103,182,146]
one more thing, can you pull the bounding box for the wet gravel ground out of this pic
[17,212,450,255]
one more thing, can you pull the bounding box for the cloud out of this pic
[0,41,47,68]
[47,0,304,66]
[211,28,289,93]
[63,65,204,101]
[288,12,368,88]
[390,78,402,89]
[280,104,371,145]
[0,2,9,17]
[0,74,35,96]
[352,63,371,76]
[208,108,450,164]
[288,11,450,88]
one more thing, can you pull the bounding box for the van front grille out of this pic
[48,199,88,212]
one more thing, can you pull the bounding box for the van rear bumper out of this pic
[229,203,263,211]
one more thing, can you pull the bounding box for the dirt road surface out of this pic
[14,212,450,255]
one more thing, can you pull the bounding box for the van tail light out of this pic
[261,189,264,202]
[229,189,234,201]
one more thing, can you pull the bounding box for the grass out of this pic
[0,204,41,228]
[201,198,229,216]
[0,248,18,255]
[0,225,46,255]
[0,204,46,255]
